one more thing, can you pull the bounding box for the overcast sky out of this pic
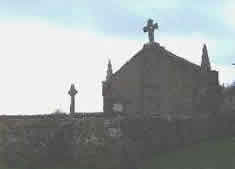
[0,0,235,115]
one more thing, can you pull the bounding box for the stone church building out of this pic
[102,19,221,118]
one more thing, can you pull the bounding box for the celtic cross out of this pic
[143,19,158,43]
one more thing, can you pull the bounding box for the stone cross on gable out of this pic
[68,84,78,114]
[143,19,158,43]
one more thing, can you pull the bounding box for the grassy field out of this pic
[141,137,235,169]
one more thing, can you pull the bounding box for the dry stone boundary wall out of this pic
[0,112,234,169]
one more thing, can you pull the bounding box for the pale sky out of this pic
[0,0,235,115]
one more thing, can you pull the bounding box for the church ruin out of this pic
[102,19,222,118]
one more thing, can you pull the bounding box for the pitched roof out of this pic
[113,44,201,77]
[163,47,200,70]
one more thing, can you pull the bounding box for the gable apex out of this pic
[112,44,200,79]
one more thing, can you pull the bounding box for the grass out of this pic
[141,137,235,169]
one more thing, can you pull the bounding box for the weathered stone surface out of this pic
[1,112,235,169]
[102,42,221,117]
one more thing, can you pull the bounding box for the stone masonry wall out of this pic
[0,112,235,169]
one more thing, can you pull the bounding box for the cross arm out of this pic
[68,84,78,96]
[143,26,148,32]
[153,23,158,29]
[68,90,77,96]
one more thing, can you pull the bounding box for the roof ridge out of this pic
[112,48,144,77]
[161,47,200,69]
[112,45,201,79]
